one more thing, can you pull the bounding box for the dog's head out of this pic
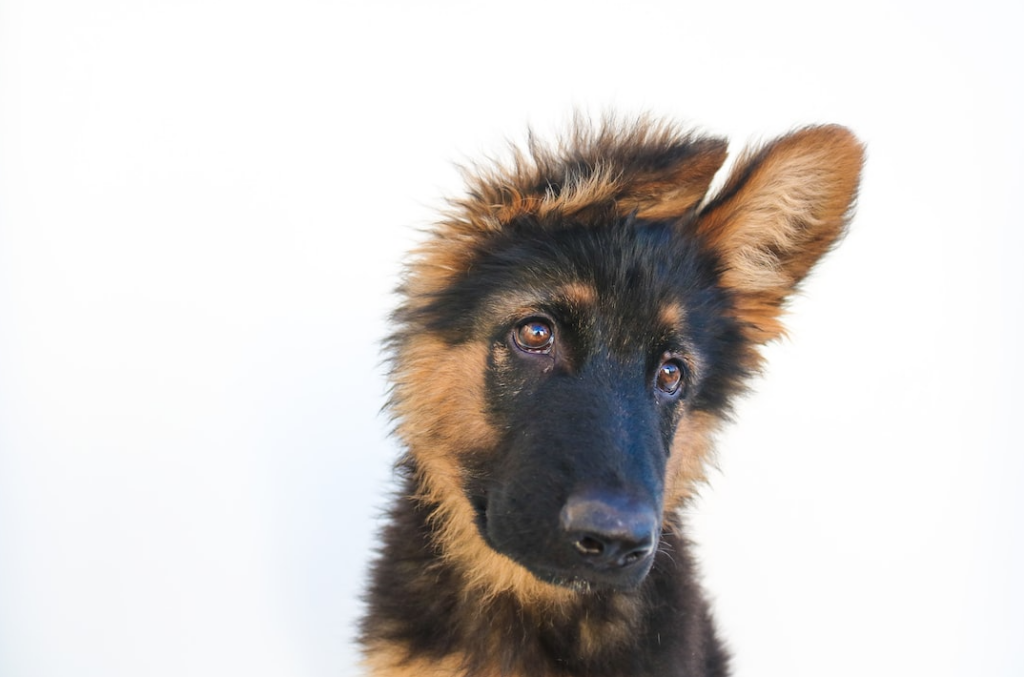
[388,118,863,595]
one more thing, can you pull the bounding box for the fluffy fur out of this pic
[360,116,864,677]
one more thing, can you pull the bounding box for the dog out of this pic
[360,116,863,676]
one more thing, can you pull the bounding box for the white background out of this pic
[1,2,1021,676]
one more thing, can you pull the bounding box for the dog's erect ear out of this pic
[696,125,864,343]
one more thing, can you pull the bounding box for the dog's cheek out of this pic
[450,342,545,528]
[485,340,550,415]
[662,410,720,511]
[393,335,498,492]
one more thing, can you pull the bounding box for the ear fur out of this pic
[696,125,864,343]
[605,130,729,220]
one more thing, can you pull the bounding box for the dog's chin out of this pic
[534,571,599,594]
[522,559,654,594]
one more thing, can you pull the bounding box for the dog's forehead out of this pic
[466,221,708,338]
[486,278,687,342]
[412,214,721,351]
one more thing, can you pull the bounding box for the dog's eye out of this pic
[656,358,686,396]
[513,318,554,353]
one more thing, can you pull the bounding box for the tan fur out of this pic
[391,337,496,457]
[658,300,687,331]
[557,281,599,309]
[364,647,482,677]
[664,411,720,510]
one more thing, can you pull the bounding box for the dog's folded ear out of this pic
[608,136,729,220]
[473,122,731,223]
[695,125,864,343]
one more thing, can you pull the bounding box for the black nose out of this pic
[559,492,658,570]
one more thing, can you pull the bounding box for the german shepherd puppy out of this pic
[361,117,863,677]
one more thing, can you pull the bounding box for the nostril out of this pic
[619,543,653,566]
[574,536,606,556]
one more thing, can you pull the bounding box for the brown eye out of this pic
[656,358,685,395]
[513,318,554,353]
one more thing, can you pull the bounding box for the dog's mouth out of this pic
[510,546,656,593]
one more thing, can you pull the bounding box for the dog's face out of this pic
[389,121,863,596]
[423,218,745,589]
